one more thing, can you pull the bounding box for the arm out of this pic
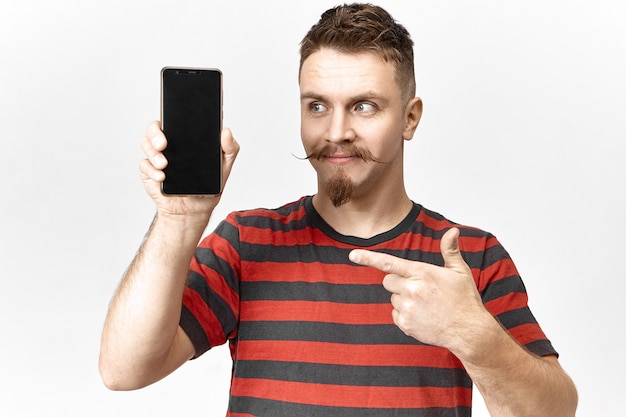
[461,325,577,417]
[349,228,577,417]
[98,121,239,390]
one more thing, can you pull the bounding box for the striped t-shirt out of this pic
[180,196,556,416]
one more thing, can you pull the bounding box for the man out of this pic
[99,4,577,416]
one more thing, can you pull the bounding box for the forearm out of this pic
[99,213,208,389]
[458,316,577,417]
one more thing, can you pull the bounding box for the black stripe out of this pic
[179,305,209,357]
[235,360,471,389]
[233,198,310,232]
[480,275,527,303]
[381,247,487,271]
[526,339,558,357]
[240,242,351,264]
[186,270,238,339]
[213,219,241,251]
[382,225,498,270]
[272,198,308,217]
[241,281,389,304]
[237,213,311,232]
[229,397,471,417]
[237,321,423,345]
[378,247,444,266]
[194,246,239,294]
[495,306,539,329]
[239,241,489,271]
[481,241,513,270]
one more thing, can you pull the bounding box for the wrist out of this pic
[451,311,514,368]
[152,192,221,229]
[151,211,211,244]
[155,210,210,228]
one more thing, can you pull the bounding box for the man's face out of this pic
[299,48,416,207]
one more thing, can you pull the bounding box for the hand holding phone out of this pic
[139,121,240,219]
[160,67,223,195]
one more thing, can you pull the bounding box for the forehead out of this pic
[299,48,400,99]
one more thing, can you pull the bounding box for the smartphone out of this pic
[160,67,222,195]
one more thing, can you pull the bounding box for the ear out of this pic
[402,97,423,141]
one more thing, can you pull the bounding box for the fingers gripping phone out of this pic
[160,67,222,195]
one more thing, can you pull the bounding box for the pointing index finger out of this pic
[349,249,413,277]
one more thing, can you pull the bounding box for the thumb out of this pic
[221,127,240,160]
[220,127,240,181]
[441,228,466,270]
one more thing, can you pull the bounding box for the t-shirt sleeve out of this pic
[475,234,558,357]
[179,214,242,358]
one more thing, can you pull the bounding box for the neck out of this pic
[312,189,413,239]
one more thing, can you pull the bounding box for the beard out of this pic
[326,167,354,207]
[303,143,379,208]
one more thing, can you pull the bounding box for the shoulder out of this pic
[411,204,511,271]
[414,204,495,240]
[199,197,313,252]
[222,196,311,228]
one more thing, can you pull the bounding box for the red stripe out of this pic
[196,229,240,264]
[231,378,471,408]
[416,210,454,230]
[235,340,463,368]
[240,261,385,284]
[239,225,491,252]
[476,258,520,292]
[240,224,358,248]
[187,263,240,316]
[240,300,392,324]
[236,200,308,222]
[191,233,241,312]
[508,322,548,346]
[182,287,226,346]
[484,291,529,316]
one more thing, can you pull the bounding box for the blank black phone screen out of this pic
[161,67,222,195]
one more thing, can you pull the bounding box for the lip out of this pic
[324,154,358,164]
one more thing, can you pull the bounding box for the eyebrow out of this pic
[300,90,390,105]
[300,92,326,102]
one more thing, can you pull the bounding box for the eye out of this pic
[355,102,376,113]
[310,102,327,113]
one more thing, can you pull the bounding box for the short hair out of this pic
[299,3,416,103]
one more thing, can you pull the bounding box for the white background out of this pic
[1,1,624,415]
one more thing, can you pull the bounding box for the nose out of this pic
[326,109,355,143]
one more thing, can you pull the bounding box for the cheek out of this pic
[363,124,404,153]
[371,141,405,166]
[300,129,314,154]
[300,118,324,149]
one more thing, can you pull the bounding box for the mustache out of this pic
[294,143,382,163]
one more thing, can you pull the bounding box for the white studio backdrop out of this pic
[1,1,624,415]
